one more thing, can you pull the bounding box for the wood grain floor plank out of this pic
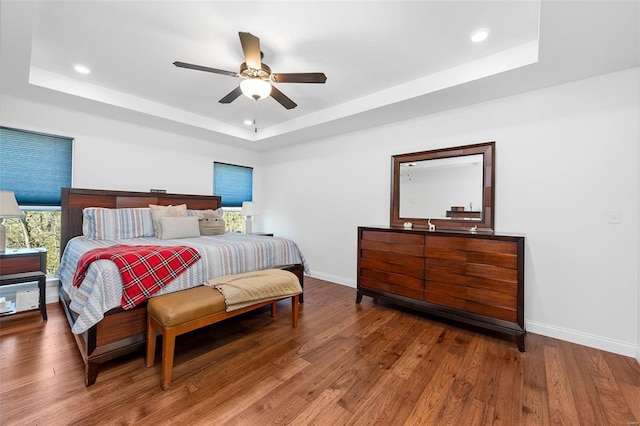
[544,344,582,425]
[619,381,640,422]
[491,347,524,425]
[402,349,466,424]
[430,333,487,425]
[1,278,638,425]
[522,332,550,426]
[458,398,496,426]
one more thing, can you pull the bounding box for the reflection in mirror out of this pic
[390,142,495,230]
[399,154,484,220]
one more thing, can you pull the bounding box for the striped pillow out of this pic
[82,208,155,240]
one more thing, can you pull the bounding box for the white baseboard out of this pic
[526,320,637,358]
[306,271,355,288]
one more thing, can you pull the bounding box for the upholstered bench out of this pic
[146,270,301,390]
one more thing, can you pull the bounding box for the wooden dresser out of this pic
[357,226,525,351]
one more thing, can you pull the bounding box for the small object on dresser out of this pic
[403,222,413,229]
[451,206,465,211]
[428,219,436,231]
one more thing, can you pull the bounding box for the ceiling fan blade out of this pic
[271,73,327,84]
[270,86,297,109]
[174,61,238,78]
[219,86,243,104]
[239,32,262,70]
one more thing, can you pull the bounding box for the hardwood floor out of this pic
[1,277,639,425]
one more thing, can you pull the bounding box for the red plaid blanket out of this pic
[72,245,201,309]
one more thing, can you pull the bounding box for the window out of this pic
[213,162,253,207]
[0,127,73,273]
[213,162,253,233]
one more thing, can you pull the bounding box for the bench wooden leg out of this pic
[161,328,177,390]
[271,301,277,317]
[146,316,157,368]
[291,295,299,328]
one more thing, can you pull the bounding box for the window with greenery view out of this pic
[213,162,252,233]
[0,127,73,274]
[5,211,61,274]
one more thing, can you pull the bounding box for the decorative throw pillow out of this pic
[158,216,200,240]
[197,209,226,236]
[149,204,188,238]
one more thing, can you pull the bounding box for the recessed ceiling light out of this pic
[244,119,253,126]
[470,29,490,43]
[73,64,91,74]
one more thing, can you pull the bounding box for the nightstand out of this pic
[0,248,47,320]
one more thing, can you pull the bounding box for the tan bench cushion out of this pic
[148,286,226,327]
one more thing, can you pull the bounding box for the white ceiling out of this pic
[1,1,638,151]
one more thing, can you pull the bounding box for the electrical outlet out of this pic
[607,210,621,224]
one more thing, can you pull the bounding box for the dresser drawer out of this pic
[466,300,517,323]
[426,235,517,255]
[361,230,424,246]
[360,276,423,300]
[361,231,424,257]
[361,249,425,269]
[360,258,424,279]
[361,268,423,290]
[425,280,517,321]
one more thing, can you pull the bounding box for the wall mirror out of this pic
[390,142,495,230]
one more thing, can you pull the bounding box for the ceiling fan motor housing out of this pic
[240,62,271,81]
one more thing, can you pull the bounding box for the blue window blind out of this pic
[213,162,253,207]
[0,127,73,206]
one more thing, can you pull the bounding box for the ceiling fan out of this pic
[174,32,327,110]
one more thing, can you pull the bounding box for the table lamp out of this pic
[0,190,25,252]
[241,201,255,234]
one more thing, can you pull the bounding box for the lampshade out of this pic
[241,201,255,217]
[240,79,272,100]
[0,191,24,218]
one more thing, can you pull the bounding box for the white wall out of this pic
[261,68,640,358]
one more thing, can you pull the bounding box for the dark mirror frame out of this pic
[390,141,495,231]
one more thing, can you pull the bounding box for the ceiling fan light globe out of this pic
[240,79,271,100]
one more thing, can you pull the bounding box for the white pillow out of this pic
[149,204,188,238]
[158,216,200,240]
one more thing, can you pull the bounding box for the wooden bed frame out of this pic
[59,188,304,386]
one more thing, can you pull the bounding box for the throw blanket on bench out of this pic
[73,245,201,309]
[205,269,302,312]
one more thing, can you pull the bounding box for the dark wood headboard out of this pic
[60,188,222,254]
